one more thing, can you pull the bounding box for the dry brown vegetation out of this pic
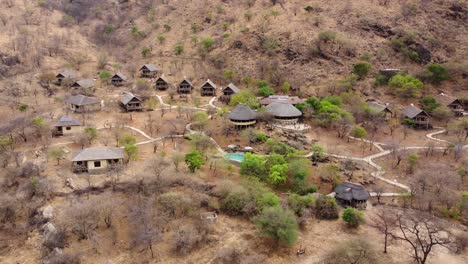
[0,0,467,263]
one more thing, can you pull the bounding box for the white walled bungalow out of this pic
[53,116,82,136]
[72,147,124,173]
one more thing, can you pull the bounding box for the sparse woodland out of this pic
[0,0,467,263]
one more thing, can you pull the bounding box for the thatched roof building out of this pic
[266,102,302,124]
[334,182,370,207]
[402,104,431,129]
[229,104,257,128]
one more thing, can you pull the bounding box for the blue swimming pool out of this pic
[225,153,245,162]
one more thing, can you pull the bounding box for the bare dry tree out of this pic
[391,211,453,264]
[369,207,396,253]
[128,196,162,259]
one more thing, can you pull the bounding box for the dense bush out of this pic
[420,96,440,113]
[422,63,450,84]
[172,223,212,255]
[342,207,364,228]
[254,206,298,246]
[220,188,251,216]
[353,62,371,79]
[258,192,281,209]
[159,192,194,218]
[184,150,204,173]
[256,80,275,97]
[230,90,260,109]
[388,74,424,98]
[315,195,339,219]
[240,153,267,180]
[288,194,316,215]
[322,239,381,264]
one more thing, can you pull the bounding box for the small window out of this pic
[66,127,71,130]
[94,161,101,167]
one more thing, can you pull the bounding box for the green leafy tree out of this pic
[124,144,138,161]
[407,153,419,174]
[240,153,266,179]
[353,62,372,80]
[99,70,111,84]
[230,90,260,109]
[281,82,291,94]
[311,144,326,162]
[268,164,289,186]
[49,147,65,165]
[259,192,281,209]
[254,206,298,246]
[184,150,204,173]
[389,74,424,98]
[420,96,440,113]
[351,126,367,139]
[287,158,310,181]
[192,111,209,131]
[342,207,364,228]
[422,63,450,85]
[119,134,136,146]
[84,127,98,144]
[257,80,275,97]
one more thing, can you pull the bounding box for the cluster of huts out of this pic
[400,93,464,129]
[52,65,465,174]
[228,96,305,129]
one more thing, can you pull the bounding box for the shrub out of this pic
[258,192,281,209]
[256,80,275,97]
[288,194,316,215]
[172,223,211,255]
[422,63,450,84]
[157,34,166,44]
[353,61,371,80]
[184,150,204,173]
[200,37,215,52]
[268,164,289,186]
[220,188,251,216]
[174,44,184,55]
[254,206,298,246]
[262,37,280,54]
[388,74,424,98]
[191,23,202,33]
[342,208,364,228]
[318,31,336,42]
[240,153,266,180]
[315,195,339,219]
[159,192,194,218]
[420,96,440,113]
[322,239,381,264]
[291,179,317,195]
[287,158,310,181]
[163,24,171,31]
[141,47,151,58]
[18,104,28,112]
[351,126,367,139]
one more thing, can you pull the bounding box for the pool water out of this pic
[225,153,245,162]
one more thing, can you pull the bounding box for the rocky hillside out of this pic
[0,0,466,96]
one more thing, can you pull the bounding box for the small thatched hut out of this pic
[334,182,370,208]
[229,104,257,129]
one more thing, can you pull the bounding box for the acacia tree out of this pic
[391,211,453,264]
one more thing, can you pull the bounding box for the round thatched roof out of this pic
[229,104,257,121]
[265,102,302,118]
